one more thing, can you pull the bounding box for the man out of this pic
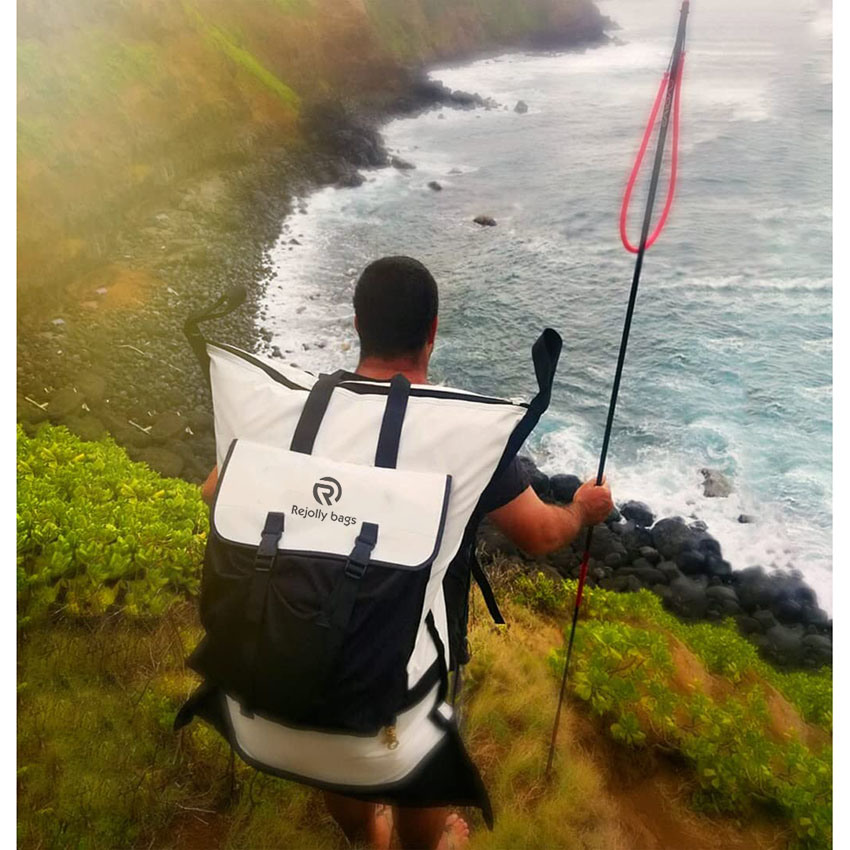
[201,256,613,850]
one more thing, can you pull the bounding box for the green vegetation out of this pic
[17,424,207,625]
[18,0,603,299]
[513,571,831,848]
[17,427,830,848]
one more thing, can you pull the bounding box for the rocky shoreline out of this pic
[476,457,833,670]
[17,23,831,674]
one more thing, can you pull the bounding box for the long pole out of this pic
[545,1,689,777]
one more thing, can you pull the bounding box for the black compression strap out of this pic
[183,287,247,389]
[375,373,411,468]
[290,370,347,455]
[491,328,562,482]
[425,611,449,704]
[470,558,505,625]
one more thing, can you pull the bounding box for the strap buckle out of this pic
[254,512,285,571]
[344,522,378,579]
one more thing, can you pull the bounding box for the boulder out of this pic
[604,551,627,569]
[612,574,642,593]
[705,585,741,618]
[652,517,696,560]
[48,387,84,419]
[635,566,667,586]
[518,456,549,499]
[427,181,443,191]
[733,566,777,612]
[800,634,832,667]
[136,448,185,478]
[753,608,778,632]
[705,555,732,580]
[149,412,187,442]
[738,514,757,524]
[620,501,654,527]
[762,625,804,667]
[677,549,706,575]
[390,156,416,170]
[666,577,709,620]
[75,372,107,404]
[621,522,652,554]
[700,467,733,498]
[63,414,107,443]
[639,546,661,565]
[658,561,682,583]
[550,474,581,503]
[514,100,529,114]
[473,215,497,227]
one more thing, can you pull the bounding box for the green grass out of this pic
[17,428,831,848]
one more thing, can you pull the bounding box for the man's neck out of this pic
[356,355,429,385]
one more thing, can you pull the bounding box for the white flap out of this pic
[213,439,451,569]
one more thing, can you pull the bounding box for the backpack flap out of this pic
[192,438,452,735]
[212,438,450,568]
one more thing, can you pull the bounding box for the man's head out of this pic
[353,256,439,365]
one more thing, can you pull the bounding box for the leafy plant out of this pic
[17,424,208,625]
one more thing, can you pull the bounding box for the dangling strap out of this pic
[183,287,247,388]
[292,371,411,468]
[375,374,410,468]
[470,558,505,625]
[490,328,562,482]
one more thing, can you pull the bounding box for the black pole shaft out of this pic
[545,1,689,778]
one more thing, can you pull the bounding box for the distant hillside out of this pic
[17,0,607,301]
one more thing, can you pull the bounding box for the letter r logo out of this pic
[313,476,342,506]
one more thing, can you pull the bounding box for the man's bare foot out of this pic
[435,813,469,850]
[371,803,394,850]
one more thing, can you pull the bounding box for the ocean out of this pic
[260,0,833,611]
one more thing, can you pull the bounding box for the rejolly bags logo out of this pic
[313,476,342,506]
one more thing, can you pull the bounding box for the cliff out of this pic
[17,0,608,302]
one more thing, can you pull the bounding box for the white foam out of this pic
[534,424,833,613]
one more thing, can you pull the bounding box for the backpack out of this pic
[175,289,561,819]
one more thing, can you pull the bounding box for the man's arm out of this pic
[201,465,218,506]
[487,479,613,556]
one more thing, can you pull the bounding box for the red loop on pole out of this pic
[619,56,685,254]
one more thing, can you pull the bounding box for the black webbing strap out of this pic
[243,512,285,715]
[470,558,506,625]
[490,328,562,483]
[290,370,348,454]
[375,373,410,468]
[425,610,449,704]
[183,287,247,389]
[292,371,411,465]
[321,522,379,660]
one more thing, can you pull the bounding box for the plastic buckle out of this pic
[255,512,285,571]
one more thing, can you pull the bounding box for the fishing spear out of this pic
[545,0,690,776]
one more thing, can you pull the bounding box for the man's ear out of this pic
[427,316,438,346]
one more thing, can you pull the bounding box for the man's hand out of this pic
[488,476,614,557]
[572,478,614,527]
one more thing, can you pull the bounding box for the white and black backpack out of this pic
[175,289,561,821]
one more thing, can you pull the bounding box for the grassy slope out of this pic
[18,426,831,850]
[18,0,603,301]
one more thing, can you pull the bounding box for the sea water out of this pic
[261,0,833,611]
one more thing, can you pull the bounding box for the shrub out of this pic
[544,580,832,849]
[17,424,208,625]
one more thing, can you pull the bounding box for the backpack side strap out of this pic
[469,558,505,625]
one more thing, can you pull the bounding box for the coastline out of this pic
[16,13,831,672]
